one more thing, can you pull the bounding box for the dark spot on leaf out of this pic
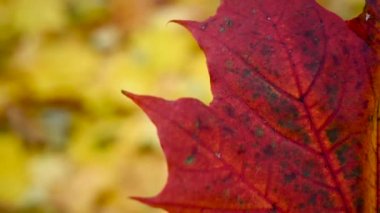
[284,172,297,183]
[344,166,362,179]
[267,92,279,105]
[263,144,275,156]
[301,133,312,145]
[303,30,314,38]
[261,44,274,56]
[269,205,278,213]
[304,61,320,73]
[355,81,363,90]
[254,127,264,138]
[325,84,338,95]
[335,144,349,164]
[301,185,311,194]
[278,119,302,132]
[224,17,233,28]
[224,106,235,117]
[221,173,233,183]
[225,60,234,69]
[326,128,340,144]
[298,203,306,209]
[307,193,317,205]
[237,196,246,206]
[242,69,252,77]
[282,102,299,119]
[303,30,320,45]
[252,92,260,100]
[280,161,289,170]
[302,160,316,177]
[355,197,364,212]
[184,154,196,165]
[332,54,340,66]
[301,44,309,53]
[219,17,233,33]
[222,126,234,136]
[318,191,334,208]
[237,144,246,155]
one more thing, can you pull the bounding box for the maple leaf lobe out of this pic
[124,0,378,212]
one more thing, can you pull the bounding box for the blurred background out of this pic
[0,0,364,212]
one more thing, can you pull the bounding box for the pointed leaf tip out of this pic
[121,90,173,126]
[121,90,133,98]
[170,20,201,31]
[122,89,157,105]
[121,90,143,105]
[121,90,157,110]
[130,196,149,204]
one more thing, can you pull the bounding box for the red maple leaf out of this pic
[123,0,380,212]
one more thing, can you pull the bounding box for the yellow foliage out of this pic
[0,134,28,206]
[9,0,67,34]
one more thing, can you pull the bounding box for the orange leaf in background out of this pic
[124,0,379,212]
[348,0,380,211]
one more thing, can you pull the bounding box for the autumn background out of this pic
[0,0,365,212]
